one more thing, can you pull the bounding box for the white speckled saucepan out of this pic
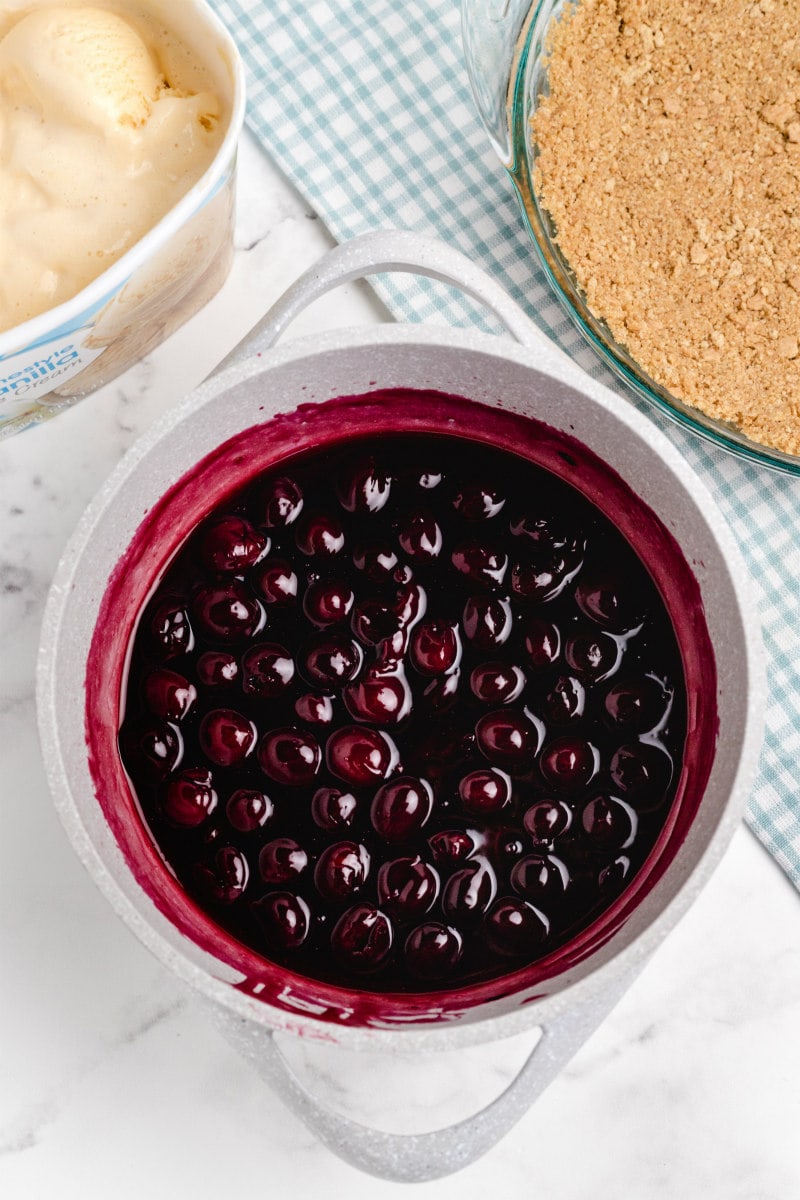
[37,231,765,1182]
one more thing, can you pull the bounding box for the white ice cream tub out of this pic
[0,0,245,439]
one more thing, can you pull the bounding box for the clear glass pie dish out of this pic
[462,0,800,475]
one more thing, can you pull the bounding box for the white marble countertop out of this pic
[1,130,799,1199]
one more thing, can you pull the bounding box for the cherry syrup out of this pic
[118,432,687,993]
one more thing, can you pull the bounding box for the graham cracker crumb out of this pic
[532,0,800,456]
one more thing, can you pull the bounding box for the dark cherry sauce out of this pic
[118,434,686,992]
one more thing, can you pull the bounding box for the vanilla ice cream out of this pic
[0,1,229,332]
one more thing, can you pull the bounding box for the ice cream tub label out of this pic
[0,312,111,419]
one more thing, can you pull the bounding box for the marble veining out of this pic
[0,129,799,1198]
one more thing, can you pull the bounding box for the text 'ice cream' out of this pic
[0,2,228,332]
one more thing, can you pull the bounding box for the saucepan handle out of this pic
[213,228,552,375]
[215,973,628,1183]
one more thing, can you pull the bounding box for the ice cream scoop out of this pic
[0,6,165,129]
[0,3,227,332]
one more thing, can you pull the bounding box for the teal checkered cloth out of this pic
[210,0,800,889]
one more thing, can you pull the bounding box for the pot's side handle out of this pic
[232,976,628,1184]
[214,228,553,376]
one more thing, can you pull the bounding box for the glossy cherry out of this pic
[352,543,399,580]
[126,721,183,778]
[604,676,670,731]
[417,469,443,489]
[303,579,355,626]
[398,510,443,559]
[539,736,599,792]
[410,621,460,676]
[576,574,642,632]
[565,631,621,680]
[196,651,239,687]
[143,668,197,722]
[311,786,358,830]
[304,634,363,687]
[263,476,304,527]
[253,558,298,606]
[337,459,391,514]
[192,581,263,643]
[523,799,573,843]
[241,643,295,698]
[150,598,194,659]
[523,618,561,668]
[258,727,321,785]
[296,512,345,557]
[351,599,398,646]
[253,891,310,950]
[371,776,433,842]
[459,767,512,815]
[294,693,335,725]
[441,858,497,923]
[582,795,638,849]
[404,922,463,979]
[194,845,249,903]
[344,662,412,726]
[378,856,439,918]
[453,482,505,520]
[511,854,570,899]
[427,829,477,866]
[476,708,542,766]
[610,741,673,807]
[226,788,274,833]
[198,514,267,573]
[330,904,393,971]
[462,595,512,648]
[509,511,580,553]
[470,662,525,704]
[258,837,308,883]
[542,675,585,724]
[485,898,549,956]
[199,709,256,767]
[314,841,370,902]
[511,555,577,603]
[599,855,632,889]
[163,767,217,827]
[451,541,508,587]
[422,671,461,712]
[327,725,399,785]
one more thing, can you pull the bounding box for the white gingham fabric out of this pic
[210,0,800,889]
